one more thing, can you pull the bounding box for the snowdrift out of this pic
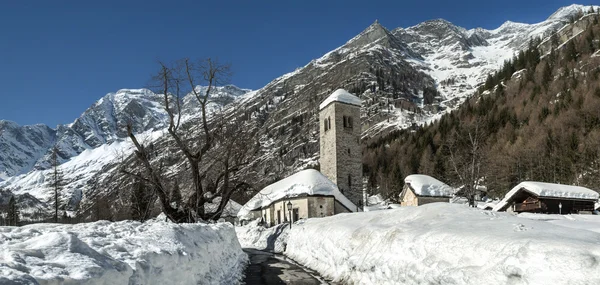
[235,219,290,253]
[285,203,600,284]
[0,219,247,285]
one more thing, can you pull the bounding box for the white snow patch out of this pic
[235,219,290,253]
[319,89,362,110]
[0,219,247,284]
[404,174,454,197]
[517,212,600,234]
[285,203,600,284]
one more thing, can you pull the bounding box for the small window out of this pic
[343,116,353,129]
[328,116,331,130]
[324,118,328,131]
[347,148,351,155]
[348,174,352,188]
[319,205,323,209]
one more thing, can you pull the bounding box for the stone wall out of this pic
[260,196,340,227]
[400,186,418,206]
[307,196,335,217]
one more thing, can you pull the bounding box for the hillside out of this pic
[363,10,600,198]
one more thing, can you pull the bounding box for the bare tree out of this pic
[122,58,257,223]
[7,195,19,226]
[130,176,156,222]
[445,120,486,206]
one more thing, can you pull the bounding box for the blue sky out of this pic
[0,0,595,127]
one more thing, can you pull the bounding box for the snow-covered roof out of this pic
[493,181,600,211]
[319,89,362,110]
[237,169,357,218]
[404,174,454,197]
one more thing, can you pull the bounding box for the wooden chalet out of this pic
[492,181,599,214]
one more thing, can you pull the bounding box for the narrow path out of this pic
[243,248,327,285]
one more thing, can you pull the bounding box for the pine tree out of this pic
[550,29,560,48]
[7,195,19,226]
[565,40,578,62]
[542,61,553,87]
[49,146,64,223]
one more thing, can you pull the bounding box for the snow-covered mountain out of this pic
[393,4,593,110]
[0,121,56,180]
[0,85,251,218]
[1,4,596,220]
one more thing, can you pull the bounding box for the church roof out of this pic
[319,89,362,110]
[237,169,357,219]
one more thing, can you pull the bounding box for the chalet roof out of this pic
[237,169,357,218]
[404,174,454,198]
[319,89,362,110]
[493,181,600,211]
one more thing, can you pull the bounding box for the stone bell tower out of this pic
[319,89,362,208]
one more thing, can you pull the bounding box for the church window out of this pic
[343,116,353,129]
[348,174,352,188]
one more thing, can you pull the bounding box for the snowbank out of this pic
[285,203,600,284]
[494,181,599,211]
[517,212,600,234]
[237,169,356,219]
[319,89,362,110]
[235,219,290,253]
[363,194,400,211]
[0,219,247,285]
[404,174,454,197]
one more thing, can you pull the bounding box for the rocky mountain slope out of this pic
[1,4,597,220]
[0,86,251,219]
[363,10,600,198]
[0,122,56,180]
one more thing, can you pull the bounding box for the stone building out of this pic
[319,89,362,208]
[400,174,454,206]
[236,169,356,227]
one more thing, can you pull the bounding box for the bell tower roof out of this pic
[319,89,362,110]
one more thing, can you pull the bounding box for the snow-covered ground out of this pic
[363,194,401,212]
[235,219,290,254]
[517,212,600,234]
[278,203,600,284]
[0,218,247,285]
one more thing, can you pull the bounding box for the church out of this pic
[237,89,362,226]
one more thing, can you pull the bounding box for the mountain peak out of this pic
[422,18,453,26]
[363,19,388,35]
[409,18,464,33]
[547,4,590,21]
[344,20,392,47]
